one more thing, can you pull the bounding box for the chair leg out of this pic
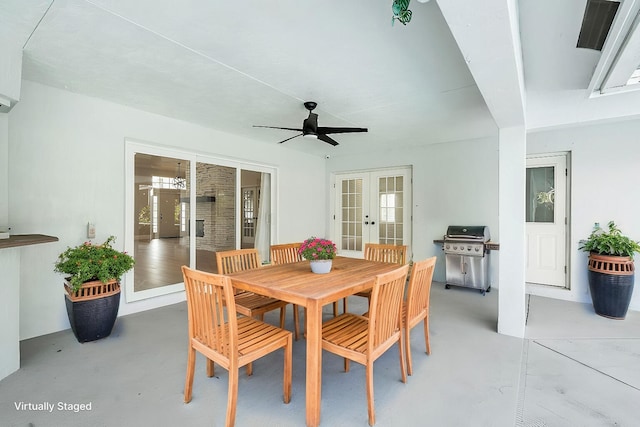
[344,358,350,372]
[206,358,215,377]
[424,316,431,355]
[293,304,300,341]
[184,346,196,403]
[226,366,239,427]
[333,297,348,316]
[366,362,375,426]
[405,325,413,376]
[399,335,407,384]
[283,334,292,403]
[246,362,253,376]
[279,307,286,329]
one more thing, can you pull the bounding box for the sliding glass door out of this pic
[125,141,275,302]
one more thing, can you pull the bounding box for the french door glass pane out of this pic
[526,166,555,223]
[378,175,404,245]
[195,163,236,273]
[340,178,363,251]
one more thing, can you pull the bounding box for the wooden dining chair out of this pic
[269,243,302,340]
[181,266,292,427]
[339,243,408,314]
[403,256,436,375]
[322,264,409,426]
[216,248,290,374]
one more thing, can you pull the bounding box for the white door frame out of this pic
[330,166,412,259]
[525,152,571,292]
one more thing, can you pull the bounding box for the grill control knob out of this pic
[453,245,457,250]
[475,246,480,252]
[467,246,472,251]
[445,244,450,250]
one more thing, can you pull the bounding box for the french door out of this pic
[332,167,412,259]
[526,153,568,288]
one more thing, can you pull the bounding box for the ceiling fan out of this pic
[253,101,368,146]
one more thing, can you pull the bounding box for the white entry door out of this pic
[332,167,412,259]
[526,154,568,287]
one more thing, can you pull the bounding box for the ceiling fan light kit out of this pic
[253,101,367,146]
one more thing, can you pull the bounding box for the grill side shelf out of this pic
[433,239,500,251]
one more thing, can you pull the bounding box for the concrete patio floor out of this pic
[1,283,638,426]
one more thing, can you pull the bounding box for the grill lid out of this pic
[445,225,490,242]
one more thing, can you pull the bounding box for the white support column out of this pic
[497,126,526,338]
[0,45,22,111]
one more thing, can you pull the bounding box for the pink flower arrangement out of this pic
[299,237,337,260]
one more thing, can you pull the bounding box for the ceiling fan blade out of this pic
[277,133,303,144]
[253,125,303,132]
[317,126,368,134]
[318,134,339,146]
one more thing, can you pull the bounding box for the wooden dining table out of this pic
[229,256,402,427]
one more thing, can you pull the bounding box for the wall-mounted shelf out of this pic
[0,234,58,250]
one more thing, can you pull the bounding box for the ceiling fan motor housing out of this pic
[303,113,318,136]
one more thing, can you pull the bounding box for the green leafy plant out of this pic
[579,221,640,259]
[298,237,337,261]
[54,236,135,292]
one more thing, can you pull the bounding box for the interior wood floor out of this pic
[134,238,218,292]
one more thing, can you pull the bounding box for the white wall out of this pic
[527,119,640,312]
[326,136,500,287]
[9,80,327,340]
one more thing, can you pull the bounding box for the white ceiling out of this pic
[3,0,640,157]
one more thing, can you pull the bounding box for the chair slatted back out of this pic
[182,266,237,361]
[368,264,410,349]
[406,257,436,320]
[216,248,261,275]
[364,243,407,266]
[270,243,303,265]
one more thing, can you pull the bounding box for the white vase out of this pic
[310,259,333,274]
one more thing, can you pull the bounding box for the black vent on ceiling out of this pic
[577,0,620,50]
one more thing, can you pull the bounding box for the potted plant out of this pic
[579,221,640,319]
[298,237,337,274]
[54,236,135,342]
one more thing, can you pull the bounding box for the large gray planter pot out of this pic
[587,254,634,319]
[64,279,121,342]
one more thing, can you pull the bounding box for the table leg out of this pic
[306,299,322,427]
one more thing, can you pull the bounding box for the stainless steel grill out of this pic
[444,225,491,295]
